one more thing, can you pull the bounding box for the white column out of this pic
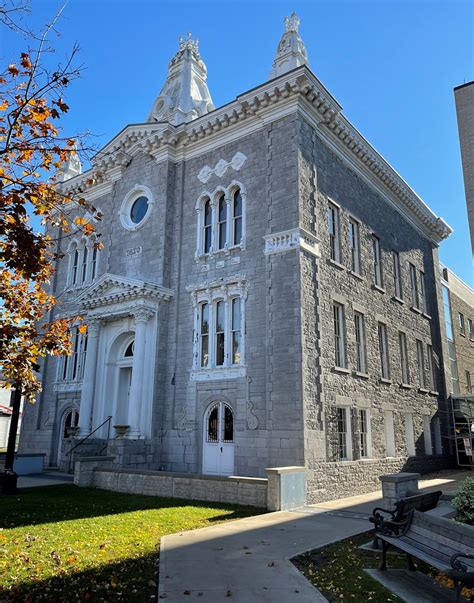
[127,308,152,438]
[78,319,101,436]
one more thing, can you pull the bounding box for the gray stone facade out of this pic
[19,18,454,502]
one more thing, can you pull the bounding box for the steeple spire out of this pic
[147,33,214,125]
[269,12,309,79]
[58,147,82,182]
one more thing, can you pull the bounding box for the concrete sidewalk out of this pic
[158,471,467,602]
[17,472,73,488]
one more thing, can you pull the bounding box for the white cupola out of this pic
[269,12,309,79]
[58,147,82,182]
[147,33,214,125]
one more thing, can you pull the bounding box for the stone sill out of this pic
[328,258,345,270]
[349,270,363,281]
[353,371,369,379]
[460,332,466,338]
[399,383,413,390]
[372,284,386,294]
[410,305,422,314]
[266,466,305,475]
[429,390,439,396]
[332,366,350,375]
[196,244,244,262]
[380,378,392,385]
[393,296,404,305]
[418,388,430,394]
[422,313,432,320]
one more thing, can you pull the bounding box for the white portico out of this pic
[76,274,173,439]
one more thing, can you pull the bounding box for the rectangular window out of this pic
[404,413,416,456]
[359,409,371,458]
[231,298,241,365]
[467,371,473,394]
[81,247,88,284]
[378,322,390,380]
[419,271,428,314]
[333,302,346,368]
[348,218,361,274]
[200,303,209,367]
[426,344,436,391]
[442,285,454,340]
[372,235,383,287]
[354,312,367,373]
[423,415,433,455]
[384,410,396,457]
[393,251,402,299]
[70,328,80,381]
[409,263,419,309]
[203,200,212,254]
[61,355,69,381]
[416,339,425,388]
[469,318,473,340]
[328,203,341,263]
[336,407,352,460]
[399,331,410,384]
[215,300,225,366]
[433,417,443,455]
[78,334,88,380]
[459,312,466,336]
[232,189,243,245]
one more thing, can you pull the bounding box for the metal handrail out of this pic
[67,415,112,472]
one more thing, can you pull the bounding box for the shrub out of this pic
[452,476,474,525]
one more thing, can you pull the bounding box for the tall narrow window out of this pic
[404,413,415,456]
[469,318,473,340]
[70,328,80,380]
[409,263,419,309]
[91,245,98,281]
[372,235,383,287]
[232,189,242,246]
[378,322,390,379]
[393,251,402,299]
[336,407,351,460]
[416,339,425,388]
[215,300,225,366]
[359,409,371,458]
[203,198,212,254]
[399,331,410,384]
[72,248,79,285]
[384,410,396,457]
[423,415,433,455]
[333,302,346,368]
[467,371,473,394]
[419,271,428,314]
[61,354,69,381]
[79,334,88,380]
[354,312,367,373]
[217,194,227,250]
[459,312,466,336]
[231,298,241,365]
[426,344,436,391]
[200,303,209,367]
[348,218,360,274]
[81,245,88,284]
[328,203,340,263]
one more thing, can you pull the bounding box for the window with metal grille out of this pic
[359,409,370,458]
[336,407,350,460]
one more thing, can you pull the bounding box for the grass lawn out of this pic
[293,531,460,602]
[0,484,263,601]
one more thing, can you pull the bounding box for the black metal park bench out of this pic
[376,509,474,602]
[369,490,442,546]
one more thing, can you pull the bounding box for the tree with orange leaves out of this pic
[0,2,101,405]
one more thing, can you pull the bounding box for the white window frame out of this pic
[409,263,419,309]
[378,322,390,380]
[328,202,341,263]
[372,234,383,288]
[195,181,246,259]
[191,279,248,380]
[358,408,372,458]
[354,311,367,373]
[333,302,347,369]
[393,251,402,299]
[399,331,410,385]
[384,410,396,457]
[348,217,361,274]
[119,184,155,231]
[336,406,352,460]
[66,236,100,289]
[416,339,425,388]
[404,412,416,456]
[57,325,87,383]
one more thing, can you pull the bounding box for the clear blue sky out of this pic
[2,0,473,284]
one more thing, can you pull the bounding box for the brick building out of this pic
[19,14,454,501]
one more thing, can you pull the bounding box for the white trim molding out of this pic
[198,152,247,183]
[119,184,155,231]
[264,227,320,256]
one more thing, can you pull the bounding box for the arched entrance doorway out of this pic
[57,408,79,467]
[202,401,234,475]
[114,338,134,426]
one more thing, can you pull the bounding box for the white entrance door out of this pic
[203,402,234,476]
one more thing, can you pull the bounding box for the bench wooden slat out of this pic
[409,523,474,558]
[401,536,455,564]
[380,535,450,572]
[413,513,474,546]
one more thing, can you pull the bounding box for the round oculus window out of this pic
[130,196,149,225]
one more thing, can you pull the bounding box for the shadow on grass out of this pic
[0,551,159,602]
[0,484,264,529]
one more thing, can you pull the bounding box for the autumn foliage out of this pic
[0,6,100,400]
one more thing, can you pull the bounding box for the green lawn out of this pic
[0,484,263,601]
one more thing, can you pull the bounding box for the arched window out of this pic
[81,244,88,284]
[217,194,227,250]
[215,300,225,366]
[72,246,79,285]
[200,303,209,367]
[124,340,135,357]
[90,245,98,280]
[63,409,79,438]
[203,198,212,254]
[232,188,242,246]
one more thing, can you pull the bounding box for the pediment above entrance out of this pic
[76,273,173,311]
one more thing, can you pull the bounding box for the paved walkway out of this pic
[159,471,467,602]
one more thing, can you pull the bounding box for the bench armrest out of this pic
[451,553,474,573]
[371,507,395,519]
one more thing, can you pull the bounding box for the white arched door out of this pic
[203,402,234,476]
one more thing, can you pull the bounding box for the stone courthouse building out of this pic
[20,14,454,501]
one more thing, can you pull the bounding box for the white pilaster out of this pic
[78,320,101,436]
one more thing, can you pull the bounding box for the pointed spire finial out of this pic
[179,32,199,54]
[58,146,82,182]
[269,12,309,79]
